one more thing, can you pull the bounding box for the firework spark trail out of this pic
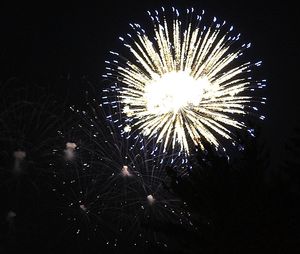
[103,7,266,155]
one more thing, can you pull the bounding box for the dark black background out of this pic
[0,1,299,253]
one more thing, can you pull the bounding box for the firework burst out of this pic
[103,7,266,155]
[0,80,70,203]
[57,95,196,249]
[50,128,117,244]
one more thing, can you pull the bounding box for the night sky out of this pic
[0,1,299,253]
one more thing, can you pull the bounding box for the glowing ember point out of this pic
[13,150,26,174]
[64,142,77,161]
[123,125,131,133]
[6,211,16,221]
[79,204,87,212]
[13,151,26,160]
[123,105,134,117]
[147,194,155,205]
[66,142,77,150]
[121,165,132,177]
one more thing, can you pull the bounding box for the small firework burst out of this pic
[50,166,114,242]
[103,7,266,156]
[63,95,195,248]
[0,80,69,197]
[50,133,116,243]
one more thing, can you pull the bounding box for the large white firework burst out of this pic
[103,7,266,155]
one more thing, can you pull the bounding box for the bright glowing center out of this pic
[144,71,210,114]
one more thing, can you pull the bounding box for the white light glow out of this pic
[144,71,210,114]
